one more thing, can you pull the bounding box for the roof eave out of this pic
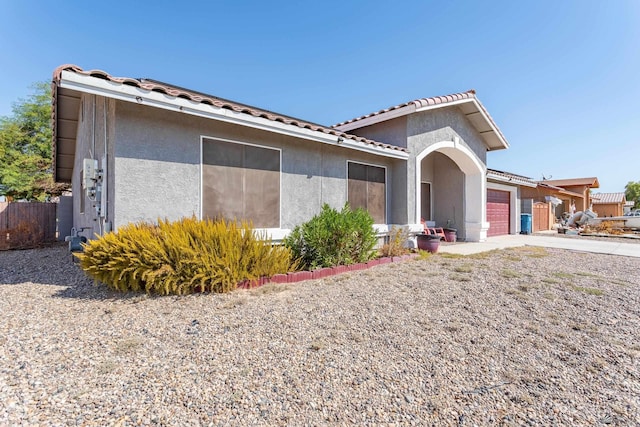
[57,70,408,160]
[487,171,537,188]
[334,97,509,151]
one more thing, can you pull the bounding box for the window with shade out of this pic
[201,137,280,228]
[347,161,386,223]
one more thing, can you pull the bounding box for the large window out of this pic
[347,161,386,223]
[202,137,280,228]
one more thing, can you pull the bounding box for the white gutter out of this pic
[59,71,409,160]
[414,98,475,113]
[333,104,415,132]
[487,172,537,188]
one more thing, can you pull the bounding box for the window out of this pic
[347,161,386,223]
[202,137,280,228]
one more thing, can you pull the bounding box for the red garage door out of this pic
[487,189,510,237]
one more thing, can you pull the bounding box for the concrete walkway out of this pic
[438,234,640,258]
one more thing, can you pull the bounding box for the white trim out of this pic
[414,140,485,225]
[60,71,408,160]
[346,160,388,224]
[414,141,488,242]
[200,135,282,229]
[334,97,508,151]
[334,104,415,132]
[486,182,520,235]
[414,98,475,113]
[487,171,537,188]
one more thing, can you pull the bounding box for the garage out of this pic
[487,189,510,236]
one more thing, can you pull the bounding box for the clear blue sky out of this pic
[1,1,638,193]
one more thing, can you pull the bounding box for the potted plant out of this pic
[416,233,441,253]
[444,219,457,243]
[443,228,457,243]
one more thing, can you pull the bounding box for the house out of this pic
[519,177,600,223]
[536,177,599,213]
[52,65,510,243]
[591,192,627,217]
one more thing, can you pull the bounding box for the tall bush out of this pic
[76,217,296,295]
[283,203,378,270]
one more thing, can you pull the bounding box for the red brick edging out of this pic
[236,253,420,289]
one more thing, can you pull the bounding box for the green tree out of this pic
[625,181,640,209]
[0,82,67,201]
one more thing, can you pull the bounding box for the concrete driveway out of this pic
[439,234,640,258]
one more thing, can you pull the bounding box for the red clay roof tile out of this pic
[53,65,406,153]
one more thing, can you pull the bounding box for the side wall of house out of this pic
[72,94,116,238]
[593,203,621,217]
[112,101,406,233]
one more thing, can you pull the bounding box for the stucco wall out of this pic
[343,116,408,149]
[72,94,116,238]
[112,101,404,232]
[406,107,487,229]
[407,107,487,164]
[432,154,464,236]
[593,203,622,217]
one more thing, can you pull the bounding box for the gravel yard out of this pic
[1,244,639,426]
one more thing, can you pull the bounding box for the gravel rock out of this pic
[1,244,639,425]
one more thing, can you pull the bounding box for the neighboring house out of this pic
[520,177,599,221]
[591,192,626,217]
[52,65,510,242]
[537,177,600,212]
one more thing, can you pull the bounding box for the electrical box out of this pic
[83,159,98,189]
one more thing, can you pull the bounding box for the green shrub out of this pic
[379,226,410,257]
[283,203,378,270]
[76,217,296,295]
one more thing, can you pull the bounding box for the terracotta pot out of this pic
[444,229,457,243]
[416,234,440,253]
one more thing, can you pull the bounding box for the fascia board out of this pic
[59,71,407,160]
[487,173,537,188]
[333,104,415,132]
[414,97,476,113]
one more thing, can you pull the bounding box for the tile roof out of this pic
[540,177,600,188]
[333,90,478,127]
[52,64,406,153]
[536,182,585,198]
[486,168,537,187]
[591,192,626,204]
[331,89,509,151]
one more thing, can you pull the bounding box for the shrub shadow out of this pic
[0,244,147,301]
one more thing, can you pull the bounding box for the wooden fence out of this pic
[0,202,57,250]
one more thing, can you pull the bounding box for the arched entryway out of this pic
[415,139,488,242]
